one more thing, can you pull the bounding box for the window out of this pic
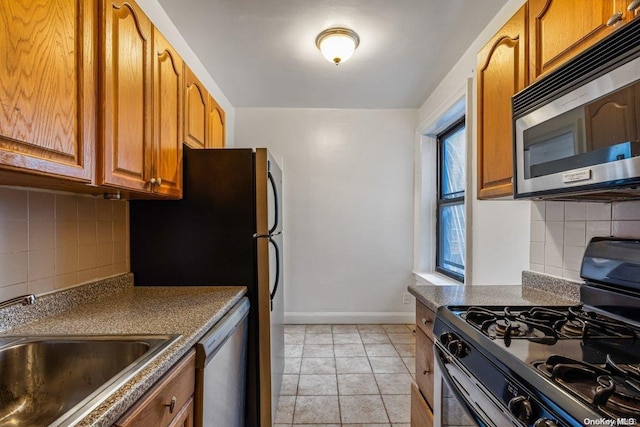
[436,117,466,282]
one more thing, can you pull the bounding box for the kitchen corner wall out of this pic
[0,187,129,301]
[530,200,640,281]
[235,108,417,323]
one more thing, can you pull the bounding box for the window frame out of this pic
[435,116,466,282]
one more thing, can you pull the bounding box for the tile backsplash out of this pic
[0,187,129,301]
[530,200,640,281]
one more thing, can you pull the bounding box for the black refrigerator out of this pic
[130,147,284,427]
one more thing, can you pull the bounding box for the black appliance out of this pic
[434,238,640,426]
[129,147,284,427]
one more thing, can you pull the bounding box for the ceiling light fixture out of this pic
[315,27,360,65]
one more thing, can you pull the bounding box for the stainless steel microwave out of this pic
[513,18,640,200]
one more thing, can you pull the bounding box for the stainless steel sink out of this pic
[0,334,180,427]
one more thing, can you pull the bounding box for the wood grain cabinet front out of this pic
[476,5,527,199]
[184,67,208,149]
[411,382,434,427]
[529,0,640,82]
[206,94,225,148]
[0,0,95,181]
[183,67,226,149]
[114,350,195,427]
[99,0,183,198]
[412,301,436,427]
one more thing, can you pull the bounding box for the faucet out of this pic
[0,294,36,310]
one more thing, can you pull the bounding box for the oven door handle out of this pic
[434,342,514,427]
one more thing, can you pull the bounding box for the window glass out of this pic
[436,118,465,282]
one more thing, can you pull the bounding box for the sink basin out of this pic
[0,334,180,427]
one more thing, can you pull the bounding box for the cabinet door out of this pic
[115,350,195,427]
[0,0,95,181]
[206,95,225,148]
[529,0,623,81]
[152,29,183,198]
[477,5,527,199]
[411,382,434,427]
[100,0,153,192]
[167,397,194,427]
[184,67,207,149]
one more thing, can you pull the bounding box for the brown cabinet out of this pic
[477,5,527,199]
[152,29,183,198]
[100,0,182,197]
[183,67,226,149]
[184,67,208,149]
[411,382,434,427]
[207,95,226,148]
[529,0,638,82]
[100,0,153,193]
[115,350,195,427]
[0,0,95,181]
[412,301,435,427]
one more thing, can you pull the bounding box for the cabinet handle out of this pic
[606,11,623,26]
[149,178,157,186]
[421,317,431,325]
[165,396,177,414]
[156,177,162,186]
[629,0,640,11]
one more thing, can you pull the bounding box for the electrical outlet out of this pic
[402,293,412,304]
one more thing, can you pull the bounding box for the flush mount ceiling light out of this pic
[315,27,360,65]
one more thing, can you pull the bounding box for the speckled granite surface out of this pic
[522,270,582,301]
[0,274,246,426]
[408,281,578,312]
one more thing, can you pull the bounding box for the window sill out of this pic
[413,271,464,287]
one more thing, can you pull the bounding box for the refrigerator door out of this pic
[255,149,284,426]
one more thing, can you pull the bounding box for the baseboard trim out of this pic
[285,311,415,324]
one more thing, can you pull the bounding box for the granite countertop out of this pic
[408,271,580,312]
[0,274,247,426]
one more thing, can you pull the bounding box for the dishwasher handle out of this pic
[196,297,250,368]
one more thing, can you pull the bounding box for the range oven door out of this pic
[434,341,519,427]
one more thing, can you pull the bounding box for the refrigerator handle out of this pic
[268,171,280,235]
[268,236,281,312]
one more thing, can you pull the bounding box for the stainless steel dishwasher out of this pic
[195,297,249,427]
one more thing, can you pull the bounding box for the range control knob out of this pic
[534,418,558,427]
[508,396,533,423]
[447,339,466,357]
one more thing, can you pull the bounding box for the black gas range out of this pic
[433,238,640,427]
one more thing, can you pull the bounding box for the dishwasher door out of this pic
[195,297,249,427]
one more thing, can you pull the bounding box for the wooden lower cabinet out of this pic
[413,301,436,427]
[114,350,195,427]
[411,382,434,427]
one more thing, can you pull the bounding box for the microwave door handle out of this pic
[268,236,280,312]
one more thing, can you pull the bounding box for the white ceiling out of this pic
[157,0,507,109]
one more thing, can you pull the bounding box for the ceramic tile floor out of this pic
[275,324,415,427]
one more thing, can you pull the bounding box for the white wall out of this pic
[235,108,417,323]
[139,0,235,147]
[416,0,530,286]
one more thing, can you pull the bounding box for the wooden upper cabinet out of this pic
[477,5,527,199]
[100,0,153,192]
[207,95,226,148]
[152,29,183,198]
[100,0,182,198]
[0,0,95,181]
[529,0,632,82]
[184,67,208,149]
